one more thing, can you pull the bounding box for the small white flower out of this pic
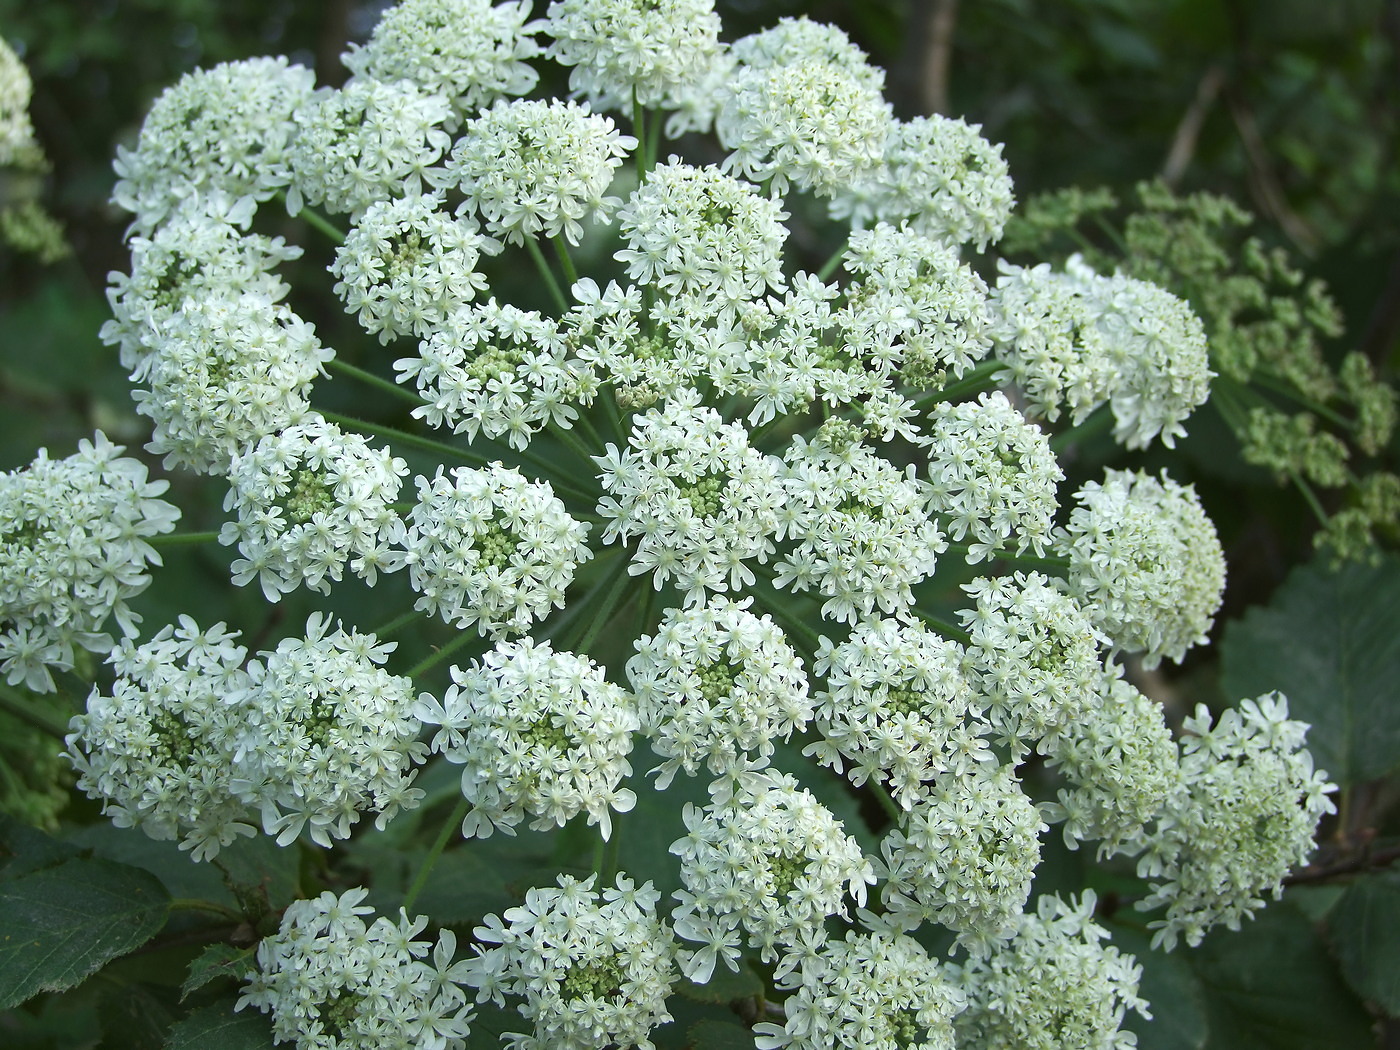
[627,596,811,787]
[403,463,592,636]
[332,191,495,343]
[343,0,541,128]
[670,769,875,982]
[65,616,254,861]
[111,57,315,230]
[234,615,426,848]
[417,638,638,839]
[238,888,475,1050]
[0,432,179,692]
[464,872,679,1050]
[442,98,636,245]
[219,419,409,600]
[1057,468,1226,667]
[955,892,1148,1050]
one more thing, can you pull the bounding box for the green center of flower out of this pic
[769,850,808,900]
[283,468,337,525]
[677,470,727,519]
[522,713,573,753]
[884,682,925,718]
[887,1007,929,1049]
[465,341,528,384]
[561,955,624,1002]
[302,691,340,749]
[149,707,195,764]
[382,230,427,281]
[317,989,363,1042]
[695,657,742,704]
[474,516,520,573]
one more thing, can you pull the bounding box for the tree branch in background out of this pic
[1161,63,1227,188]
[1226,87,1320,254]
[921,0,960,116]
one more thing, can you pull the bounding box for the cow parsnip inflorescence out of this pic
[75,2,1340,1045]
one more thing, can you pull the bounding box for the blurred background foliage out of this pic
[1,1,1399,1047]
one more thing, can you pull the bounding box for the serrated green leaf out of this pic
[162,998,275,1050]
[1220,555,1400,786]
[676,959,764,1005]
[685,1020,757,1050]
[1189,901,1374,1050]
[180,944,254,1002]
[1112,924,1209,1050]
[0,814,83,880]
[0,855,170,1008]
[1328,873,1400,1014]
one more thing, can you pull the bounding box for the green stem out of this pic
[816,240,849,282]
[329,357,425,408]
[914,609,972,645]
[402,795,472,913]
[632,95,650,181]
[574,558,639,656]
[0,684,69,740]
[369,609,422,639]
[1288,468,1331,527]
[915,359,1008,409]
[169,898,244,922]
[148,530,221,547]
[871,781,903,825]
[1049,405,1115,452]
[508,442,598,505]
[1251,371,1355,431]
[293,200,347,245]
[525,237,568,313]
[553,234,580,290]
[549,420,598,468]
[321,411,493,466]
[408,627,479,678]
[602,811,624,885]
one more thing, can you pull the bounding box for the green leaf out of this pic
[1188,901,1374,1050]
[1328,872,1400,1014]
[0,814,82,879]
[1112,924,1209,1050]
[1220,554,1400,786]
[0,855,171,1008]
[162,998,276,1050]
[180,944,255,1002]
[684,1020,757,1050]
[99,981,179,1050]
[675,959,763,1005]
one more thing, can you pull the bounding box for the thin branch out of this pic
[1162,64,1227,188]
[921,0,960,116]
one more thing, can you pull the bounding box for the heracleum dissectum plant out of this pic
[29,1,1340,1047]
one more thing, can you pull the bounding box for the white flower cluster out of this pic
[342,0,541,128]
[627,597,810,787]
[416,638,638,838]
[544,0,724,116]
[220,419,408,600]
[332,192,495,344]
[615,160,789,313]
[877,765,1045,945]
[776,434,946,625]
[102,193,302,372]
[718,18,888,197]
[286,79,452,217]
[1057,469,1226,667]
[403,464,591,635]
[111,56,315,229]
[398,299,586,448]
[131,288,332,474]
[466,873,679,1050]
[597,395,782,600]
[236,615,426,848]
[443,98,636,245]
[923,391,1062,562]
[755,929,965,1050]
[806,618,989,808]
[0,433,178,692]
[1137,693,1336,949]
[66,616,254,862]
[237,888,475,1050]
[840,222,995,389]
[991,255,1212,448]
[955,892,1148,1050]
[961,572,1106,750]
[0,36,37,166]
[833,114,1014,251]
[1043,672,1181,858]
[670,770,876,982]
